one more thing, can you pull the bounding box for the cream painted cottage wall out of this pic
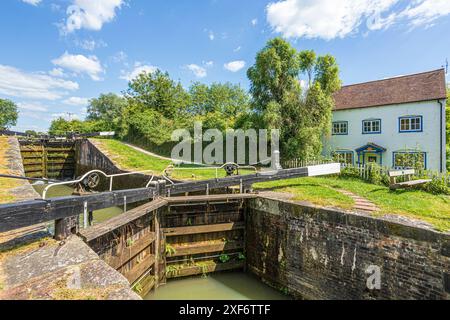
[324,99,447,172]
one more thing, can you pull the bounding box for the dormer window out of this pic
[362,119,381,134]
[332,121,348,135]
[399,116,423,133]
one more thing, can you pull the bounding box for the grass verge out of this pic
[91,139,255,180]
[255,176,450,232]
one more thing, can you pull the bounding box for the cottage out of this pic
[325,69,447,172]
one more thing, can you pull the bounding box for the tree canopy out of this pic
[0,98,18,130]
[87,93,127,131]
[47,38,340,162]
[247,37,341,160]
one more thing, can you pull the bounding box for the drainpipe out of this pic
[438,99,444,173]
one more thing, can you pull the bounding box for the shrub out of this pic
[381,174,390,187]
[367,163,382,185]
[340,166,360,179]
[423,177,449,195]
[219,254,231,263]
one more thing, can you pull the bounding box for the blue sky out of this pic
[1,0,450,132]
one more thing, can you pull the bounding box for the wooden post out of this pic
[157,180,167,197]
[153,209,161,289]
[88,211,93,226]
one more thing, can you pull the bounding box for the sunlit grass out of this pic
[91,139,255,181]
[255,176,450,232]
[91,139,450,231]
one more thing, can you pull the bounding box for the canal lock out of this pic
[16,139,279,299]
[78,197,249,298]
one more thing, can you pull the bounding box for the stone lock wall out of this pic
[75,139,153,191]
[246,197,450,300]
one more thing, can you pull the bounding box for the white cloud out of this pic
[64,0,124,33]
[400,0,450,27]
[186,64,207,78]
[112,51,128,63]
[19,111,47,121]
[233,46,242,52]
[17,102,48,112]
[75,38,107,51]
[204,61,214,67]
[224,60,246,72]
[63,97,90,106]
[251,18,258,26]
[120,63,158,81]
[52,52,104,81]
[266,0,450,40]
[48,68,66,77]
[0,65,79,100]
[22,0,41,5]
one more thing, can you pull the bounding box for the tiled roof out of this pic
[333,69,447,111]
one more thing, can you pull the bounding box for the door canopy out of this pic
[355,143,387,154]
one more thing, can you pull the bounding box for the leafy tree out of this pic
[118,70,191,153]
[48,118,91,136]
[248,38,301,116]
[0,98,18,130]
[25,130,38,137]
[87,93,127,131]
[314,55,341,95]
[298,50,316,86]
[247,38,341,160]
[189,82,250,130]
[125,70,190,119]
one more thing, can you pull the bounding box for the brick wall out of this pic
[246,197,450,300]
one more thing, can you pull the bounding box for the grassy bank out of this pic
[91,139,449,231]
[91,139,255,180]
[255,177,450,232]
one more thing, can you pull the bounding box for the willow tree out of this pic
[247,38,341,161]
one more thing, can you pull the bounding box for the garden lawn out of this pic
[91,139,255,181]
[255,176,450,232]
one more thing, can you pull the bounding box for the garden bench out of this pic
[388,169,431,190]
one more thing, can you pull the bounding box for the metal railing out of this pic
[42,169,156,199]
[162,162,258,180]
